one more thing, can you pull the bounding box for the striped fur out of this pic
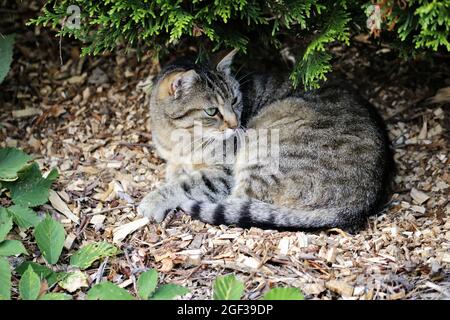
[138,54,393,231]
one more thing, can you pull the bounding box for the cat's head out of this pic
[150,50,242,142]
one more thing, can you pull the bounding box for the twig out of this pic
[424,281,450,297]
[59,17,67,66]
[95,257,109,284]
[117,142,154,149]
[85,204,135,216]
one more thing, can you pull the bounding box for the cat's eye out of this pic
[232,97,238,105]
[204,107,219,117]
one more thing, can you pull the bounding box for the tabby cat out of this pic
[137,50,392,231]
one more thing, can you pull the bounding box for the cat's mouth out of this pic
[222,128,237,140]
[207,128,236,141]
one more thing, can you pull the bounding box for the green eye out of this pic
[204,107,219,117]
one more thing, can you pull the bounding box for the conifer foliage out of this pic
[30,0,450,88]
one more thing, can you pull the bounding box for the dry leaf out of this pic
[427,87,450,104]
[325,280,354,297]
[159,257,174,272]
[64,233,77,250]
[113,217,149,243]
[410,188,430,205]
[49,190,80,224]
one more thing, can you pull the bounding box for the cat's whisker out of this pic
[237,78,253,87]
[190,135,206,148]
[234,63,247,79]
[193,137,213,154]
[237,71,254,83]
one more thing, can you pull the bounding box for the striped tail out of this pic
[179,198,354,230]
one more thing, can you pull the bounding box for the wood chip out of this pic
[237,254,261,270]
[325,280,354,297]
[326,247,338,263]
[90,214,106,226]
[12,107,42,118]
[389,290,406,300]
[64,233,76,250]
[418,120,427,139]
[278,237,290,255]
[113,217,149,243]
[302,282,326,295]
[410,188,430,204]
[159,258,174,272]
[48,190,80,224]
[118,279,133,288]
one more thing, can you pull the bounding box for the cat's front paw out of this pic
[137,191,172,223]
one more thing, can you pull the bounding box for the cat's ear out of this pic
[158,69,199,100]
[216,49,238,75]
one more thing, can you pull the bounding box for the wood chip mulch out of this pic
[0,28,449,300]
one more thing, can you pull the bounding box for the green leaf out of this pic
[2,163,58,207]
[15,261,59,287]
[0,257,11,300]
[0,147,32,181]
[137,269,159,299]
[0,207,13,242]
[262,287,304,300]
[213,274,244,300]
[0,34,15,84]
[70,241,119,270]
[19,266,41,300]
[34,215,65,264]
[150,284,189,300]
[58,271,88,293]
[7,205,41,229]
[87,282,135,300]
[0,240,28,256]
[39,292,72,300]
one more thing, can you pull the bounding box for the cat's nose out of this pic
[226,116,238,129]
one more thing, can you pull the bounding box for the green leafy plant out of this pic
[87,281,134,300]
[213,274,304,300]
[0,147,190,300]
[70,241,119,270]
[19,266,41,300]
[213,274,245,300]
[17,266,71,300]
[0,239,28,256]
[88,269,189,300]
[0,147,66,300]
[15,262,60,287]
[30,1,450,89]
[2,164,59,207]
[34,215,66,265]
[0,257,11,300]
[6,231,120,300]
[0,34,15,84]
[0,147,305,300]
[11,233,120,300]
[367,0,450,54]
[137,269,158,299]
[0,148,32,181]
[262,287,304,300]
